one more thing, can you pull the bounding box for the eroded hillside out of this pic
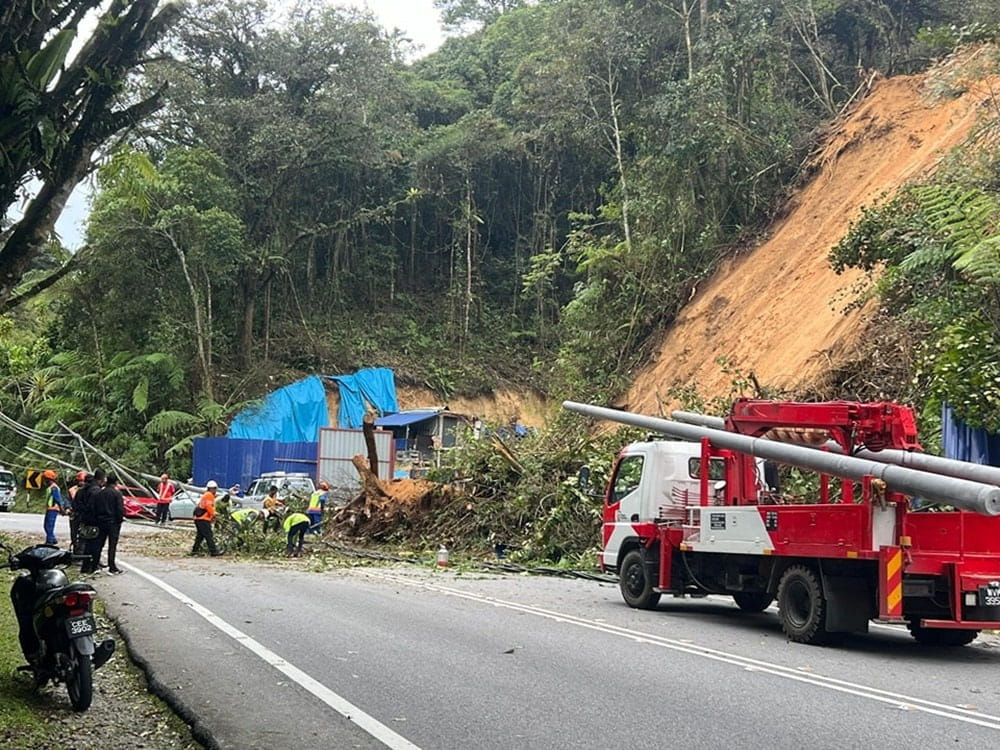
[623,51,1000,416]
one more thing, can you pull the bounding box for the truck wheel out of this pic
[906,620,979,647]
[777,565,830,644]
[619,550,661,610]
[733,591,773,613]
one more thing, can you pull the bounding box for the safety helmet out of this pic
[76,470,88,481]
[319,481,330,490]
[43,469,57,480]
[206,480,218,489]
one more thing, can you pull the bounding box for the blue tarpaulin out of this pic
[228,375,329,442]
[375,409,441,428]
[941,403,1000,466]
[327,368,399,428]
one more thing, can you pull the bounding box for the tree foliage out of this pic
[0,0,179,307]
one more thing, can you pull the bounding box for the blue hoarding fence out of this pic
[193,437,317,489]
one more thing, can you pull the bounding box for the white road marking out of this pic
[120,561,420,750]
[371,571,1000,731]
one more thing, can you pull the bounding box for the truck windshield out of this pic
[611,456,644,503]
[0,471,14,489]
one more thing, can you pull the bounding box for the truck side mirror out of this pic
[577,466,591,492]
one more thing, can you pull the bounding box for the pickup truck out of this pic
[235,472,316,510]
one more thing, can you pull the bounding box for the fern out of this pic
[145,409,200,436]
[899,242,954,272]
[954,235,1000,284]
[913,183,997,244]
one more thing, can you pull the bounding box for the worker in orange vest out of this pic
[155,473,175,525]
[190,480,223,556]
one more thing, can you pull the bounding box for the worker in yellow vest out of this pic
[283,512,310,556]
[306,481,329,534]
[42,469,64,545]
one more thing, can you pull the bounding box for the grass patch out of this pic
[0,567,66,748]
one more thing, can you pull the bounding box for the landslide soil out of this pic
[624,49,1000,415]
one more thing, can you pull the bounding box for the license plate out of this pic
[978,582,1000,607]
[66,614,95,638]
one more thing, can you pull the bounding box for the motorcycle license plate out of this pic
[66,614,96,638]
[978,582,1000,607]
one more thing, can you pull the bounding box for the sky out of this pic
[343,0,446,58]
[54,1,446,249]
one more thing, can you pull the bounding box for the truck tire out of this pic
[906,620,979,647]
[619,549,661,610]
[733,591,773,613]
[777,565,830,644]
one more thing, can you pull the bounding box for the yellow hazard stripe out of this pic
[885,549,903,614]
[886,550,902,578]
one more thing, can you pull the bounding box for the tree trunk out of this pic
[464,176,474,347]
[239,273,256,370]
[362,413,379,477]
[351,455,389,499]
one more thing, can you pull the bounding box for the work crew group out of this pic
[40,471,332,570]
[43,468,124,574]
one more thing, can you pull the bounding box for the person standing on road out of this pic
[67,470,87,553]
[76,469,104,565]
[155,473,175,525]
[85,473,125,574]
[42,469,64,545]
[100,475,125,574]
[191,480,223,556]
[306,481,329,534]
[283,511,310,556]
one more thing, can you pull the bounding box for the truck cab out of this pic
[602,441,729,570]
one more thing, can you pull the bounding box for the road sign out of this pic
[25,470,43,490]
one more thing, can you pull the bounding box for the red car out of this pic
[120,486,158,520]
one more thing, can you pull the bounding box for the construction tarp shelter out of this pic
[228,375,329,442]
[326,367,399,428]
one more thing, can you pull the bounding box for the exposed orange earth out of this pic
[624,50,1000,416]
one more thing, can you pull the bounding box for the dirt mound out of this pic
[623,53,1000,415]
[395,384,548,428]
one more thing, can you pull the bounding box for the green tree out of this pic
[0,0,179,308]
[434,0,528,30]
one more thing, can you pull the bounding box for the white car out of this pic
[0,467,16,512]
[167,488,201,520]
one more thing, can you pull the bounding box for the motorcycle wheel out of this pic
[66,645,93,712]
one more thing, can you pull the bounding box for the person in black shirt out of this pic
[77,469,105,572]
[83,471,124,574]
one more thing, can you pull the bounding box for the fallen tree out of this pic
[331,455,452,540]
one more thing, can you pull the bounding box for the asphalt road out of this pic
[3,512,1000,748]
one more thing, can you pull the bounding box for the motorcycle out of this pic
[3,541,116,711]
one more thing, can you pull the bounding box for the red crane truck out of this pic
[564,399,1000,646]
